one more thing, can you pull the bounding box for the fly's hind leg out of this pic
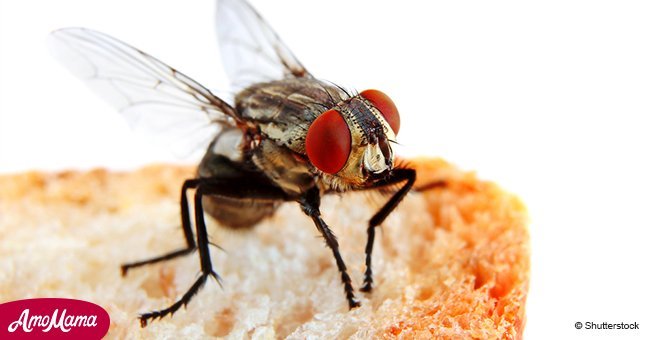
[121,179,201,276]
[138,178,288,327]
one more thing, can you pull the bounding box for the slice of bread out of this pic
[0,158,529,338]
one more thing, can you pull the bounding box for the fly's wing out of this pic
[217,0,312,92]
[48,28,240,159]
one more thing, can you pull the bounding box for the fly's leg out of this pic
[121,179,201,276]
[300,187,360,309]
[360,168,417,292]
[138,182,219,327]
[416,180,447,192]
[138,179,288,327]
[360,170,448,292]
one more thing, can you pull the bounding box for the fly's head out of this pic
[305,89,400,186]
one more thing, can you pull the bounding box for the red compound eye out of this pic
[305,109,351,174]
[360,89,400,135]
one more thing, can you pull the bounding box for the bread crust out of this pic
[392,158,529,339]
[0,158,529,338]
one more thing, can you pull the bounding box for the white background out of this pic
[1,1,649,338]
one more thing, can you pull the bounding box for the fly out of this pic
[49,0,422,327]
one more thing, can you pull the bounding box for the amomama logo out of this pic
[0,298,110,339]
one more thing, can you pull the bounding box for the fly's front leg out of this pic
[121,178,201,276]
[360,168,417,292]
[138,179,288,327]
[300,187,360,309]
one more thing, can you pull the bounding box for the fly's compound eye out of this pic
[360,89,400,135]
[305,109,351,174]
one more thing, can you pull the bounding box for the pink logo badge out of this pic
[0,298,110,339]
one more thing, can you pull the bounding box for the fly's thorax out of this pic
[235,78,350,155]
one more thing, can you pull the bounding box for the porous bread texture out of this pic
[0,159,529,339]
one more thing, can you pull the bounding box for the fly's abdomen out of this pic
[198,127,281,228]
[202,195,279,229]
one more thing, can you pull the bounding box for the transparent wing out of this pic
[217,0,312,92]
[48,27,240,159]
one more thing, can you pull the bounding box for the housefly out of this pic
[49,0,424,327]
